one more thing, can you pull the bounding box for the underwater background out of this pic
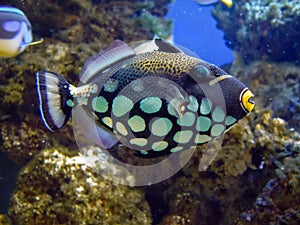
[0,0,299,224]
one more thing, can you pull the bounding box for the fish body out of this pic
[36,39,254,157]
[0,6,42,57]
[194,0,233,8]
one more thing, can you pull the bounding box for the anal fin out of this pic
[72,105,118,150]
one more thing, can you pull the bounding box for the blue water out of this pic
[167,1,233,66]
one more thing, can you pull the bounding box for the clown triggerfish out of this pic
[0,6,43,57]
[36,39,254,157]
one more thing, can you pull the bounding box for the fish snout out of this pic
[240,88,255,113]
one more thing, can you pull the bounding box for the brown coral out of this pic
[158,108,300,225]
[0,121,49,166]
[8,147,152,225]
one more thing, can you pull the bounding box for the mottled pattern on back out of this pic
[132,51,201,77]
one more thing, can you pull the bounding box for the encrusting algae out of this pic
[212,0,300,62]
[0,215,12,225]
[230,56,300,131]
[8,147,152,225]
[157,108,300,225]
[0,121,49,166]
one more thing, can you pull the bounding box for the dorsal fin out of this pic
[133,38,182,55]
[154,39,182,53]
[79,40,136,83]
[133,38,201,59]
[133,40,159,55]
[155,39,200,58]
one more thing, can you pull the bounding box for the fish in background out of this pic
[0,6,43,57]
[194,0,233,8]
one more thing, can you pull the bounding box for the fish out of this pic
[0,6,43,57]
[194,0,233,8]
[36,39,254,157]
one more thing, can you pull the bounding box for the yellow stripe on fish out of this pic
[208,75,233,86]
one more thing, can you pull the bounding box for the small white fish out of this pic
[0,6,43,57]
[194,0,233,8]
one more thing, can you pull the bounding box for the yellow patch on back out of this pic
[132,51,200,77]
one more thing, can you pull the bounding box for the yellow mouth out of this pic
[241,89,255,113]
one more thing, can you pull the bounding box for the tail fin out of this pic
[36,71,74,131]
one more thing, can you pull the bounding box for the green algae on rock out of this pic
[135,11,173,40]
[8,147,152,225]
[212,0,300,63]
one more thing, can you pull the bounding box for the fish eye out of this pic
[193,64,211,77]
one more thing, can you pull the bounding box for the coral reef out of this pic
[212,0,300,63]
[0,121,49,166]
[0,0,173,163]
[236,158,300,224]
[0,0,173,112]
[154,108,300,225]
[8,147,152,225]
[159,176,220,225]
[136,11,173,40]
[0,215,12,225]
[3,0,172,45]
[0,76,24,106]
[0,1,172,223]
[230,55,300,130]
[98,106,299,225]
[1,0,300,224]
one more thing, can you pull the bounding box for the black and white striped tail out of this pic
[36,71,74,131]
